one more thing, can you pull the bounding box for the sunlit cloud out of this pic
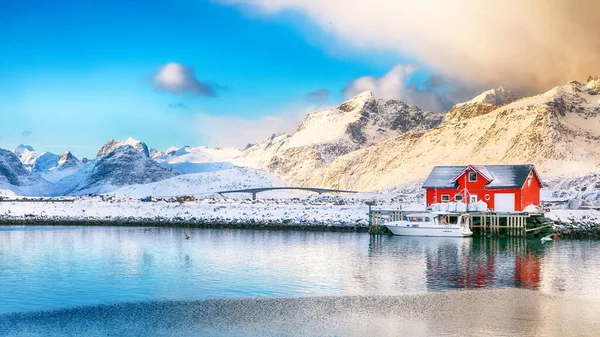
[224,0,600,92]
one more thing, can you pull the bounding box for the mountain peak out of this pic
[58,151,78,165]
[461,86,520,106]
[337,91,375,113]
[13,144,35,156]
[97,138,150,158]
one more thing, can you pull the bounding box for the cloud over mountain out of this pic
[153,63,217,97]
[343,65,457,112]
[226,0,600,92]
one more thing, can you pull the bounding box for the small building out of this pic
[423,164,542,212]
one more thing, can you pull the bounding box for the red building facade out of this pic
[423,165,542,212]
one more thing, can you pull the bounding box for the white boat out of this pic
[384,212,473,237]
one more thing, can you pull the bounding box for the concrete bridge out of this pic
[217,187,360,200]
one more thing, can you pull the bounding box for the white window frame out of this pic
[468,171,478,182]
[441,194,450,202]
[455,194,463,202]
[469,195,478,203]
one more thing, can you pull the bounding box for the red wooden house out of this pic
[423,164,542,212]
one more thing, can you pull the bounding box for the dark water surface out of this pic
[1,226,599,335]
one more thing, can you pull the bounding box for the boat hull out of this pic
[384,224,472,237]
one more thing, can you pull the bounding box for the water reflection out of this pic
[0,226,599,314]
[370,236,561,292]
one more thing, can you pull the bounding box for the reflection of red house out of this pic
[514,255,541,290]
[423,165,542,212]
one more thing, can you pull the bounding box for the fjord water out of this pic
[1,226,600,336]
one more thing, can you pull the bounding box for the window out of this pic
[448,216,458,224]
[468,171,477,182]
[470,195,478,203]
[455,194,463,202]
[528,171,533,178]
[441,194,450,202]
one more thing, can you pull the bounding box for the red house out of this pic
[423,164,542,212]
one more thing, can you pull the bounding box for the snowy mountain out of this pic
[0,149,48,195]
[55,144,179,195]
[154,145,240,174]
[235,91,444,186]
[314,78,600,191]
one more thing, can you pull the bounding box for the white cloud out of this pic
[223,0,600,92]
[344,65,415,101]
[153,63,216,96]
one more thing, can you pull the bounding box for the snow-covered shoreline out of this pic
[2,195,600,236]
[0,195,403,229]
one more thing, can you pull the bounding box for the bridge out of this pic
[217,187,360,200]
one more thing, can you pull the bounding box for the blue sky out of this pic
[0,0,439,158]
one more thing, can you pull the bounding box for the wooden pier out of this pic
[368,209,554,236]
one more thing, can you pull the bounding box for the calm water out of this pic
[1,226,600,335]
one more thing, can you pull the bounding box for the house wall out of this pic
[520,170,542,209]
[425,168,541,211]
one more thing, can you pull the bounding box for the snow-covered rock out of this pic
[97,137,150,158]
[445,86,520,124]
[587,76,600,95]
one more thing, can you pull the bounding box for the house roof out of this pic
[422,164,537,189]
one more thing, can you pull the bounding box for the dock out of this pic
[368,209,555,236]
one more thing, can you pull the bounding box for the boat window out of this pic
[441,194,450,202]
[448,216,459,224]
[423,217,431,222]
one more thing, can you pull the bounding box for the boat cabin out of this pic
[422,164,542,212]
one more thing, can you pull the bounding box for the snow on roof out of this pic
[423,164,536,189]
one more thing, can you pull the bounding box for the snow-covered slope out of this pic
[155,145,240,174]
[234,133,290,169]
[32,152,61,172]
[315,78,600,191]
[235,91,444,186]
[112,167,292,198]
[445,86,520,124]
